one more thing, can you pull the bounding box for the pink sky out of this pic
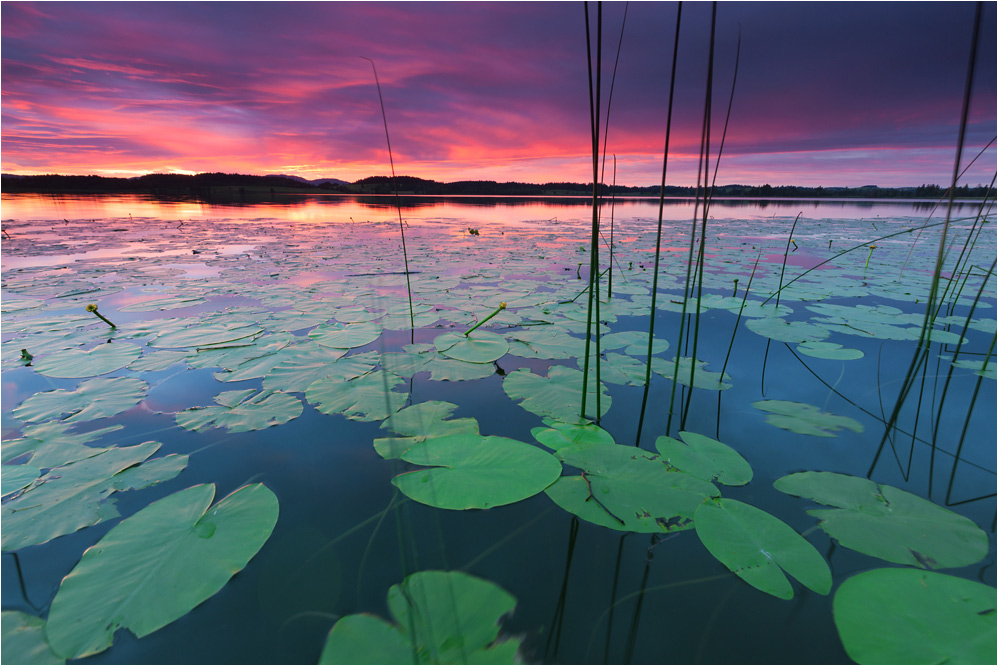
[2,2,995,187]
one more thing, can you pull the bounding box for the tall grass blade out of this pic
[635,1,682,446]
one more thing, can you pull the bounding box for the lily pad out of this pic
[320,570,519,664]
[392,434,561,510]
[546,444,719,533]
[262,347,372,393]
[746,317,831,344]
[176,389,302,432]
[2,442,187,551]
[375,401,480,460]
[1,422,121,468]
[1,611,64,665]
[309,321,382,349]
[12,377,148,424]
[44,483,279,660]
[148,322,263,349]
[753,400,863,437]
[433,331,509,364]
[2,464,42,497]
[531,420,615,451]
[503,366,611,423]
[650,356,733,390]
[655,431,753,486]
[694,498,831,600]
[306,370,408,422]
[833,568,996,664]
[774,471,989,569]
[795,341,864,360]
[32,343,142,378]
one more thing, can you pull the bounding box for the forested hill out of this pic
[1,172,989,199]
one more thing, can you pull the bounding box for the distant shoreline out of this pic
[1,172,990,200]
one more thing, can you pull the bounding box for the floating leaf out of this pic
[320,570,519,665]
[12,377,147,424]
[423,356,496,381]
[2,442,187,551]
[599,330,670,356]
[309,321,382,349]
[307,370,408,422]
[33,343,142,378]
[774,471,989,569]
[392,434,561,510]
[531,420,615,451]
[118,296,207,311]
[148,322,263,349]
[375,401,480,460]
[176,389,302,432]
[546,444,719,533]
[503,366,610,422]
[753,400,863,437]
[655,431,753,486]
[694,498,831,600]
[434,331,509,364]
[506,328,584,360]
[1,611,64,665]
[127,349,189,372]
[833,568,996,664]
[262,347,370,393]
[1,422,121,468]
[44,483,279,660]
[2,464,41,496]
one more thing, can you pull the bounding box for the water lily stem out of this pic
[464,302,506,336]
[85,303,116,328]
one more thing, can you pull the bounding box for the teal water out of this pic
[1,194,994,664]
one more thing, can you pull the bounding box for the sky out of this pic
[2,1,995,188]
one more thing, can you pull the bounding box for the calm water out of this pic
[1,193,994,664]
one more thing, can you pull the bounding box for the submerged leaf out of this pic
[753,400,863,437]
[45,483,279,660]
[774,471,989,569]
[694,498,831,600]
[834,568,996,664]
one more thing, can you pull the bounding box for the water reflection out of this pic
[1,192,982,226]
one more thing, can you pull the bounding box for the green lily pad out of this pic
[262,347,372,393]
[375,401,480,460]
[148,322,263,349]
[32,343,142,379]
[1,422,121,468]
[176,389,302,432]
[531,420,615,451]
[694,497,831,600]
[2,442,187,551]
[306,370,408,422]
[309,322,382,349]
[833,568,996,664]
[1,611,64,665]
[118,296,207,311]
[599,330,670,356]
[434,331,509,364]
[127,349,189,372]
[655,431,753,486]
[795,341,864,360]
[2,464,42,497]
[774,471,989,569]
[506,327,584,360]
[392,434,561,510]
[546,444,719,533]
[12,377,148,424]
[503,366,610,423]
[423,356,496,381]
[44,483,279,660]
[753,400,864,437]
[320,570,519,664]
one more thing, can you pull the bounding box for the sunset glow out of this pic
[2,1,995,187]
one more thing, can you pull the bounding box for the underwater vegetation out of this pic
[2,2,996,664]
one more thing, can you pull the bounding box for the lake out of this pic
[1,193,995,664]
